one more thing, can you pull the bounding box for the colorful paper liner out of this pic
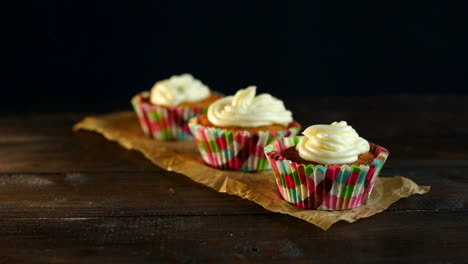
[188,117,301,172]
[264,137,389,210]
[131,91,221,141]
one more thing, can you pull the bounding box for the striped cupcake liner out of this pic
[189,117,301,172]
[131,91,221,141]
[264,137,389,210]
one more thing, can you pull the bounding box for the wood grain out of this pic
[0,96,466,263]
[1,110,468,173]
[0,167,464,219]
[0,211,466,263]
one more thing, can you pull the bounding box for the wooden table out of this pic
[0,96,466,263]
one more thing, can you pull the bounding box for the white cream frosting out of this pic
[150,74,210,106]
[207,86,293,127]
[296,121,370,164]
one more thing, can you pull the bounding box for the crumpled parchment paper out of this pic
[74,111,430,230]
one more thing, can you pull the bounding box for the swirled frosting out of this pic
[296,121,370,164]
[207,86,293,127]
[150,74,210,106]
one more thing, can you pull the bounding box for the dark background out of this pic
[2,1,466,105]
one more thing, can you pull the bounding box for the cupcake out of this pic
[132,74,221,140]
[189,86,301,172]
[264,121,389,210]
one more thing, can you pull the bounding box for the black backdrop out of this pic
[3,1,466,104]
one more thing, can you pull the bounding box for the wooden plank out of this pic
[0,167,464,218]
[0,132,159,173]
[1,130,467,174]
[0,171,268,217]
[382,168,468,211]
[0,211,466,263]
[1,110,468,172]
[1,101,467,173]
[0,97,465,263]
[2,109,468,141]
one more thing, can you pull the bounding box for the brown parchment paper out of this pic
[73,111,430,230]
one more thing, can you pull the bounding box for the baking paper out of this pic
[73,112,430,230]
